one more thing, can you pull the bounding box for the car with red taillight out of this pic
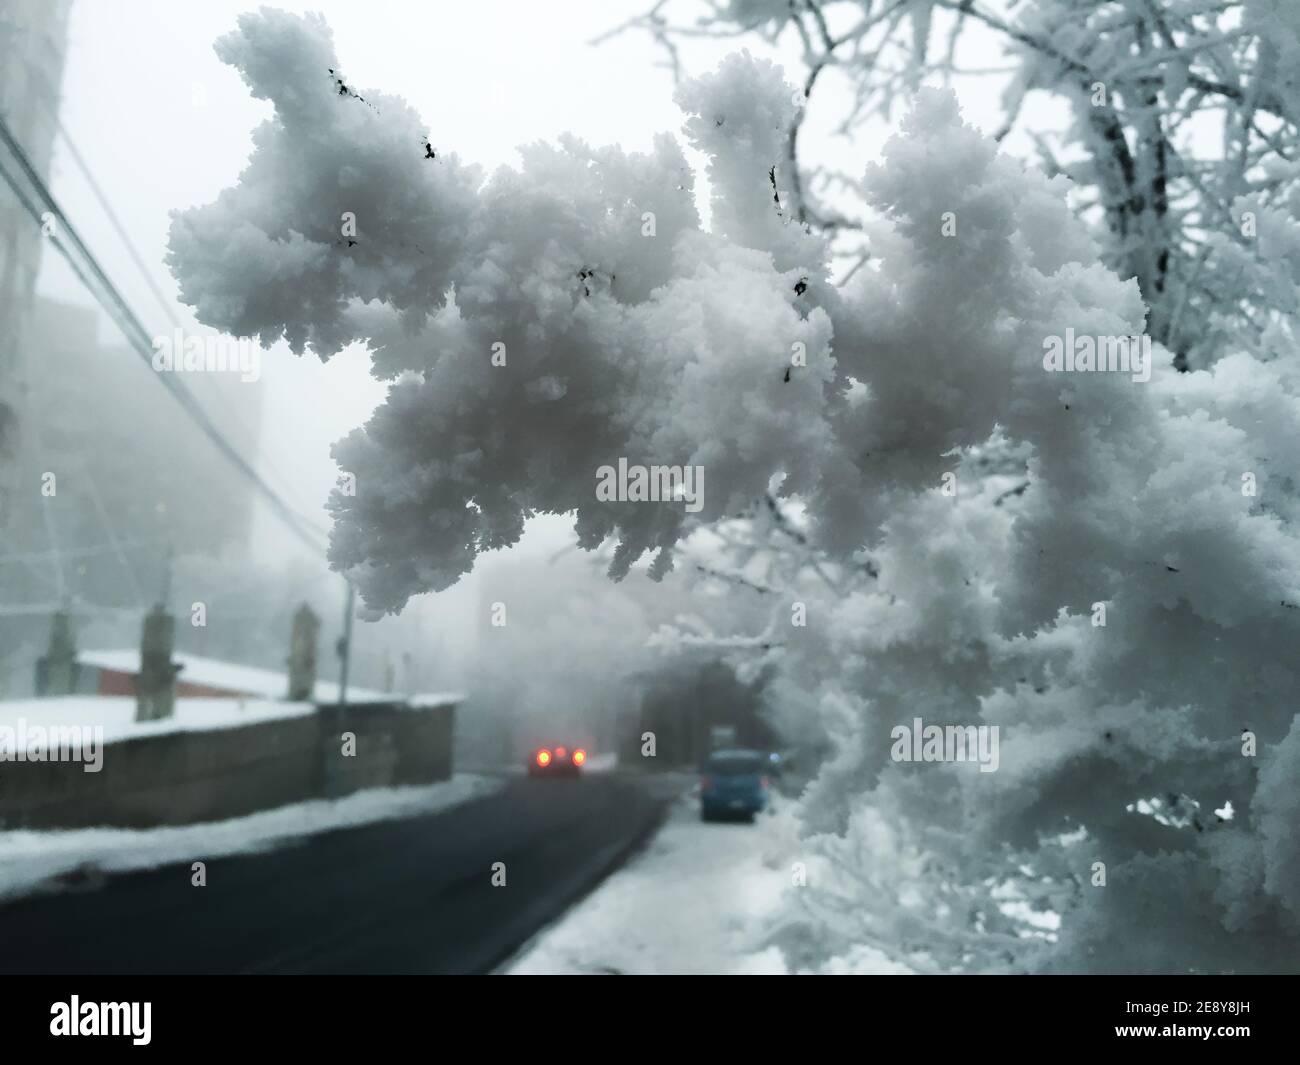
[528,744,588,777]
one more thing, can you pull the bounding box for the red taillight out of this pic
[536,749,552,767]
[573,749,587,766]
[556,746,567,758]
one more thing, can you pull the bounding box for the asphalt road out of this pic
[0,773,676,974]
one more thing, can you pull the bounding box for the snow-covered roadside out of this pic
[506,794,913,975]
[0,774,502,903]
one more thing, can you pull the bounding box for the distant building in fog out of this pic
[632,660,779,767]
[0,0,72,523]
[13,296,263,591]
[1,4,264,699]
[0,296,262,626]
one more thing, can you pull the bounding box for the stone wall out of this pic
[0,701,456,830]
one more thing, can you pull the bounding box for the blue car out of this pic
[700,748,771,822]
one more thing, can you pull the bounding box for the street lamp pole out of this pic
[337,579,355,707]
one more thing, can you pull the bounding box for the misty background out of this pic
[0,0,1043,762]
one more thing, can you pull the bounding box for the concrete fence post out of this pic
[136,603,180,721]
[34,608,79,696]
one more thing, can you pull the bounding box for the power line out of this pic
[0,599,139,618]
[40,103,182,333]
[26,401,67,598]
[30,89,318,514]
[0,109,330,556]
[0,538,172,565]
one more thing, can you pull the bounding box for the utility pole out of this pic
[336,579,355,706]
[159,543,173,606]
[137,603,179,721]
[286,603,319,701]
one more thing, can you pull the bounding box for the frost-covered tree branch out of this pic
[616,0,1300,370]
[170,9,1300,973]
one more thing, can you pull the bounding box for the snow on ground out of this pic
[0,774,502,903]
[506,792,913,975]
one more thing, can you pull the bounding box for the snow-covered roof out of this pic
[406,691,466,710]
[76,649,391,704]
[0,695,315,748]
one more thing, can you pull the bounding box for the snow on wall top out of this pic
[76,649,391,704]
[404,692,465,710]
[0,695,316,748]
